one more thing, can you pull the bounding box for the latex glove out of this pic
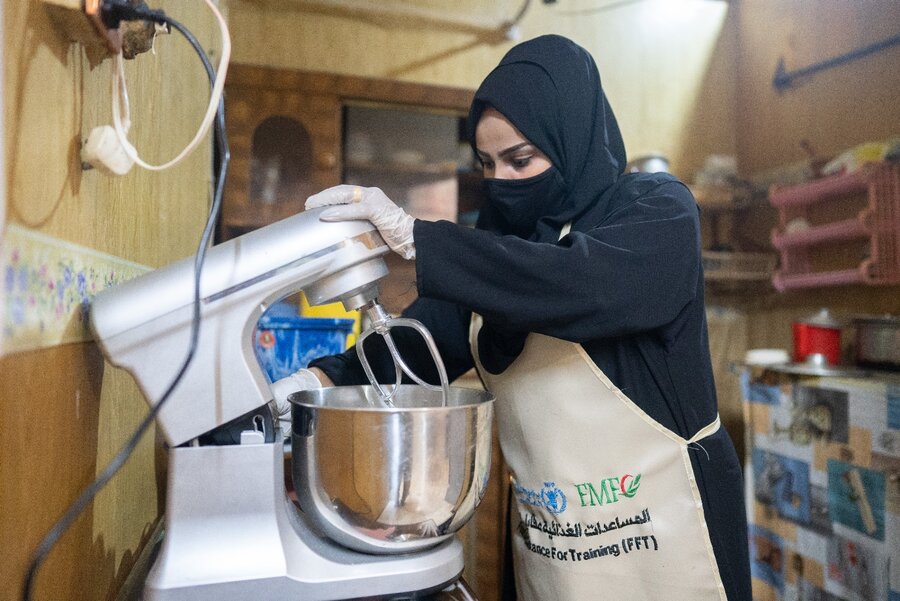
[305,185,416,260]
[269,368,322,438]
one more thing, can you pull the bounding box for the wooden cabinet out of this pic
[221,69,341,239]
[220,65,487,315]
[694,185,778,288]
[220,65,478,240]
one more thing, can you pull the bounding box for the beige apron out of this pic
[470,315,727,601]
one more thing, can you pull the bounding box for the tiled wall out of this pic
[742,370,900,601]
[2,224,149,354]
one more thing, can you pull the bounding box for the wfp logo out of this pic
[514,481,568,514]
[541,482,568,513]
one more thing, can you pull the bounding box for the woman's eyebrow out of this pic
[498,142,531,158]
[476,142,531,160]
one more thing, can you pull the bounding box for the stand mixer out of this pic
[89,207,494,600]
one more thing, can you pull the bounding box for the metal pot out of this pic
[625,154,669,174]
[289,385,494,554]
[853,315,900,370]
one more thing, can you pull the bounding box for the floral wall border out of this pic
[1,224,151,355]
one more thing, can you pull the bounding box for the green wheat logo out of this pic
[620,473,641,498]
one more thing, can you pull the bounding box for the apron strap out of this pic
[687,414,721,444]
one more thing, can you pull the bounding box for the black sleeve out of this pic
[308,296,474,387]
[415,181,700,341]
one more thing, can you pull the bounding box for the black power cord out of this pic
[100,0,167,28]
[21,4,230,600]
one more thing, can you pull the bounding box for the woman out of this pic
[290,34,751,601]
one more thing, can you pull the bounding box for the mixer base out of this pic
[424,578,479,600]
[344,576,478,600]
[144,442,468,601]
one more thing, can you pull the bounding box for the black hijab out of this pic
[467,35,629,373]
[467,34,627,243]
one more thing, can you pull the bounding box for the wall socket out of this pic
[41,0,122,63]
[43,1,162,62]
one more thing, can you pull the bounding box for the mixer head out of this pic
[89,208,391,446]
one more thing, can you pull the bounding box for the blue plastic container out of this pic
[254,315,355,381]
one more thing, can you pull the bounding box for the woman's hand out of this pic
[305,185,416,260]
[270,367,325,413]
[269,367,330,439]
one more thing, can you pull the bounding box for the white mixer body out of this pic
[88,208,480,600]
[89,207,390,446]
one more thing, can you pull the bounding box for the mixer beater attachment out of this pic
[356,301,450,406]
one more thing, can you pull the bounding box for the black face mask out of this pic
[484,166,567,238]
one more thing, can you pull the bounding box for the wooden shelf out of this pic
[691,185,763,212]
[694,184,773,270]
[702,251,778,282]
[218,202,308,238]
[345,159,459,178]
[771,215,869,250]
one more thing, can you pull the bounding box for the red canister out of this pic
[792,309,842,366]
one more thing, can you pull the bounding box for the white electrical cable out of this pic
[111,0,230,171]
[112,50,133,138]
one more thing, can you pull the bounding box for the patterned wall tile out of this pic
[1,224,150,354]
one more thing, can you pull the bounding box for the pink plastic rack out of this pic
[768,162,900,291]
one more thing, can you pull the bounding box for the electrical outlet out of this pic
[82,125,135,176]
[42,0,122,62]
[83,0,124,54]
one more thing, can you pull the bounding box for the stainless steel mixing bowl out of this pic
[289,385,494,554]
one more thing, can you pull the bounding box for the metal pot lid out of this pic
[798,308,842,328]
[851,313,900,326]
[768,353,867,377]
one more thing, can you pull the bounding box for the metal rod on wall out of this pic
[284,0,529,37]
[773,31,900,92]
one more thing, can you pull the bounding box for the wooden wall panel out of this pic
[722,0,900,351]
[227,0,739,181]
[1,2,218,600]
[735,0,900,176]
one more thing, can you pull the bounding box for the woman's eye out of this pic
[511,156,532,169]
